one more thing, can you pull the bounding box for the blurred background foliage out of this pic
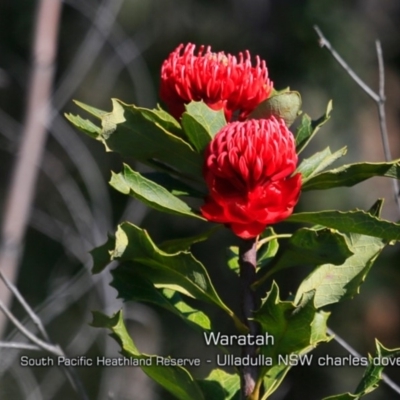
[1,0,400,399]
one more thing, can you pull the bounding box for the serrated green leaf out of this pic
[287,209,400,242]
[159,226,221,253]
[73,100,107,119]
[110,164,204,219]
[296,146,347,181]
[261,364,292,400]
[295,101,332,154]
[302,159,400,190]
[163,289,212,330]
[64,113,102,139]
[91,310,205,400]
[110,222,247,332]
[197,369,240,400]
[257,227,279,269]
[111,264,212,331]
[254,283,330,398]
[255,283,330,356]
[148,105,183,137]
[355,341,400,394]
[275,227,353,270]
[249,91,302,127]
[90,235,115,274]
[141,172,205,198]
[254,228,354,289]
[181,101,226,152]
[294,233,385,308]
[322,340,400,400]
[101,99,203,180]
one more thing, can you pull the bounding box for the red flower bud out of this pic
[160,43,273,121]
[201,117,301,238]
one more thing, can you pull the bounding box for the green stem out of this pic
[239,237,259,399]
[256,233,292,250]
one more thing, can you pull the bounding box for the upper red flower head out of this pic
[160,43,273,121]
[201,117,301,239]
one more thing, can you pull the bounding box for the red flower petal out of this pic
[201,118,302,238]
[160,43,273,121]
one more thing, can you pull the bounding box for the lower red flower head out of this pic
[201,117,302,238]
[160,43,273,121]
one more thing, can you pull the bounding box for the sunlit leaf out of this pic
[297,146,347,181]
[303,159,400,190]
[181,101,226,152]
[91,311,205,400]
[287,209,400,241]
[295,100,332,154]
[110,164,204,219]
[197,369,240,400]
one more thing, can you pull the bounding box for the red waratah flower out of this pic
[201,117,301,239]
[160,43,273,121]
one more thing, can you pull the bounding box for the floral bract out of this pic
[160,43,273,121]
[201,117,302,238]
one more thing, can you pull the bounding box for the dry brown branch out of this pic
[0,0,62,337]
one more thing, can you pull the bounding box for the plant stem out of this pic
[239,238,259,399]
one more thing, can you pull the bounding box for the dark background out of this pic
[1,0,400,399]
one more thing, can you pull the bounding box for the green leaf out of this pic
[64,113,102,139]
[110,222,247,332]
[181,101,226,152]
[159,226,221,253]
[102,99,203,179]
[287,209,400,242]
[197,369,240,400]
[73,100,107,119]
[90,235,115,274]
[322,340,400,400]
[226,246,239,275]
[296,146,347,181]
[141,172,205,197]
[294,233,385,308]
[111,263,212,332]
[162,289,212,330]
[254,283,330,398]
[227,228,280,275]
[110,164,204,220]
[68,99,203,179]
[91,310,205,400]
[302,159,400,191]
[295,100,332,154]
[323,394,358,400]
[249,91,302,127]
[355,341,400,393]
[257,227,279,269]
[275,227,353,270]
[254,227,354,289]
[145,105,183,137]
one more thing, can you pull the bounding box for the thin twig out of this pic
[327,327,400,395]
[375,41,400,211]
[313,26,379,102]
[313,25,400,215]
[0,300,63,356]
[0,270,90,400]
[0,342,42,351]
[0,299,90,400]
[0,270,50,342]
